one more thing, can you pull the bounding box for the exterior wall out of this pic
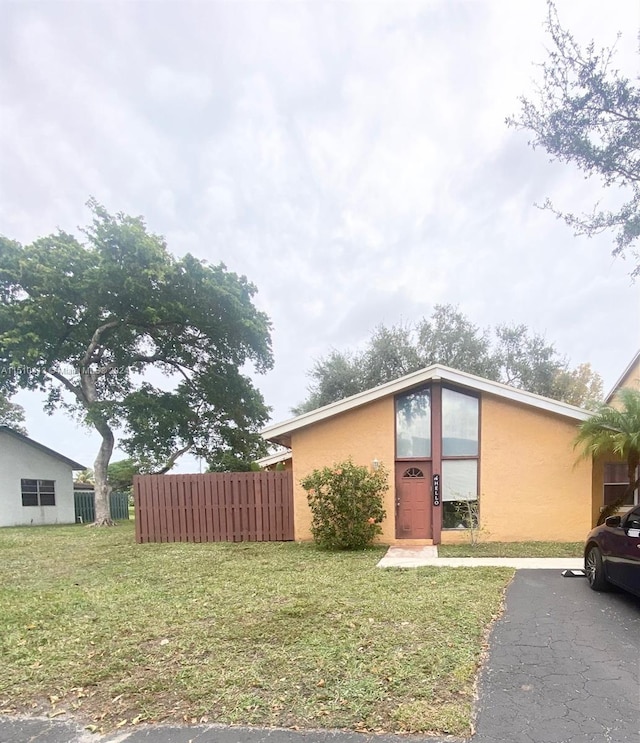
[457,394,593,543]
[291,396,396,542]
[0,431,76,527]
[290,391,593,544]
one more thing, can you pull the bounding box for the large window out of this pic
[442,387,478,456]
[441,388,479,529]
[396,388,431,458]
[442,459,478,528]
[21,479,56,507]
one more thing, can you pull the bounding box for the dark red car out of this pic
[584,505,640,597]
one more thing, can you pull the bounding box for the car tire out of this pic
[585,545,610,592]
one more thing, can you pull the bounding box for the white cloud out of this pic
[1,0,638,466]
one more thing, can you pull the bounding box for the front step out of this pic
[390,539,435,547]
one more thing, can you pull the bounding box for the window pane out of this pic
[443,500,478,529]
[396,389,431,458]
[22,492,38,507]
[604,483,633,507]
[38,481,55,506]
[21,479,38,493]
[442,388,478,456]
[442,459,477,502]
[603,463,627,483]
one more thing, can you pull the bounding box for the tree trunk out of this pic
[93,424,115,526]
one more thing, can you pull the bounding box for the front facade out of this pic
[0,426,85,527]
[263,365,597,545]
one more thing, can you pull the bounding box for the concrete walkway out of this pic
[376,545,584,570]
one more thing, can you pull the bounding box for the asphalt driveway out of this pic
[473,569,640,743]
[2,569,638,743]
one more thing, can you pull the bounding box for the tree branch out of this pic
[152,442,193,475]
[82,320,120,368]
[47,370,87,405]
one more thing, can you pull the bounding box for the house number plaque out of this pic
[432,474,441,507]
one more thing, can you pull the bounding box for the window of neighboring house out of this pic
[21,479,56,507]
[396,387,431,458]
[603,463,638,507]
[441,388,479,528]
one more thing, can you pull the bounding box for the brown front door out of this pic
[395,462,432,539]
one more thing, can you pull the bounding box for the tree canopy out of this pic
[507,1,640,278]
[0,394,27,435]
[0,200,273,524]
[293,305,602,414]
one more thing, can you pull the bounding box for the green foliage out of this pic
[0,200,273,521]
[0,394,27,434]
[301,460,387,550]
[107,459,142,494]
[575,388,640,522]
[293,304,603,413]
[206,451,262,472]
[74,468,94,484]
[507,1,640,278]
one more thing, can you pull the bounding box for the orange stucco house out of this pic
[261,353,640,545]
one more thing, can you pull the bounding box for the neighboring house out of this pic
[262,355,638,545]
[0,426,85,527]
[257,449,293,471]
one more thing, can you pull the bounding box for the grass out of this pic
[438,541,584,557]
[0,522,513,737]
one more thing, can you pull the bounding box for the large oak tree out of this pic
[293,305,602,414]
[0,200,273,524]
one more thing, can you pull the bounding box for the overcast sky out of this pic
[1,0,639,471]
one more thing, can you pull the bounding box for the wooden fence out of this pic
[134,471,294,543]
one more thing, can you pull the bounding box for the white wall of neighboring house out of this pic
[0,429,77,527]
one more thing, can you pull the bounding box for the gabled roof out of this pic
[0,426,86,470]
[257,449,292,468]
[262,364,591,447]
[605,349,640,403]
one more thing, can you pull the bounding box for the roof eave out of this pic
[0,426,86,470]
[261,365,591,444]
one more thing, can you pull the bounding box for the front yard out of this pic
[0,523,512,736]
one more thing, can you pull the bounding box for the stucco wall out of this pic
[468,394,593,543]
[291,396,395,542]
[0,431,76,527]
[289,390,593,545]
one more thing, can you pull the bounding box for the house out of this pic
[0,426,85,527]
[262,355,639,545]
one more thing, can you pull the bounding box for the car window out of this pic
[624,507,640,534]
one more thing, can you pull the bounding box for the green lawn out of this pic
[438,541,584,558]
[0,522,512,736]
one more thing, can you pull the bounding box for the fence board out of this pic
[75,491,130,524]
[134,471,294,544]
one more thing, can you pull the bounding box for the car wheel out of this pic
[585,545,610,592]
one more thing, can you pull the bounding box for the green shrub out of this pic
[300,459,388,550]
